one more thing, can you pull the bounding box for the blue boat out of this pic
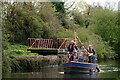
[63,55,100,73]
[63,61,99,73]
[63,31,100,73]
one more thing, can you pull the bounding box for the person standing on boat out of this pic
[81,46,88,62]
[67,40,78,61]
[87,45,96,63]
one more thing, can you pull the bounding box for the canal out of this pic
[2,59,120,79]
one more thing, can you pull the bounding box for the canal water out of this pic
[3,59,120,79]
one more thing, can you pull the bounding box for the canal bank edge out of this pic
[2,55,69,73]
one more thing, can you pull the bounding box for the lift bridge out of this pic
[27,30,83,55]
[27,38,72,55]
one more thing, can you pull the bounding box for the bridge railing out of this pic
[27,38,72,49]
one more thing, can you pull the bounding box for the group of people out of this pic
[67,40,96,63]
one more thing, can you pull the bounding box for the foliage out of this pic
[76,27,116,59]
[3,2,43,44]
[52,2,75,29]
[2,2,118,59]
[56,29,74,38]
[3,44,39,56]
[72,10,85,26]
[89,7,118,57]
[36,2,63,39]
[2,2,64,45]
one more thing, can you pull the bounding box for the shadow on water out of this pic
[3,59,120,78]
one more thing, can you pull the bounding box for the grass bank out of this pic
[3,44,38,56]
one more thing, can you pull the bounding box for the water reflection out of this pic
[9,69,99,78]
[3,60,120,78]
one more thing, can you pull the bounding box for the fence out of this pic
[28,38,72,49]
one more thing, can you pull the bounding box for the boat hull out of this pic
[63,61,98,73]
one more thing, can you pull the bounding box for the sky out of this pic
[66,0,120,10]
[2,0,120,10]
[86,0,119,10]
[84,0,119,4]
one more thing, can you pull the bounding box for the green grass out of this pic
[28,47,55,49]
[3,44,39,56]
[8,44,28,50]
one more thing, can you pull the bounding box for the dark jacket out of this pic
[68,43,78,52]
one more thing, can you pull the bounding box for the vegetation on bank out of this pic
[2,1,119,59]
[2,54,68,73]
[3,44,39,56]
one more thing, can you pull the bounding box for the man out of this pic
[87,45,96,63]
[67,40,78,61]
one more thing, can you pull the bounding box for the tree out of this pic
[2,2,43,44]
[89,6,118,57]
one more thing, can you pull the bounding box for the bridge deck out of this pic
[27,48,68,55]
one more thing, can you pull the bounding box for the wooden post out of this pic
[40,39,42,48]
[38,39,40,48]
[58,39,66,49]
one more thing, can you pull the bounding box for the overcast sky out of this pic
[66,0,119,10]
[2,0,120,10]
[84,0,119,4]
